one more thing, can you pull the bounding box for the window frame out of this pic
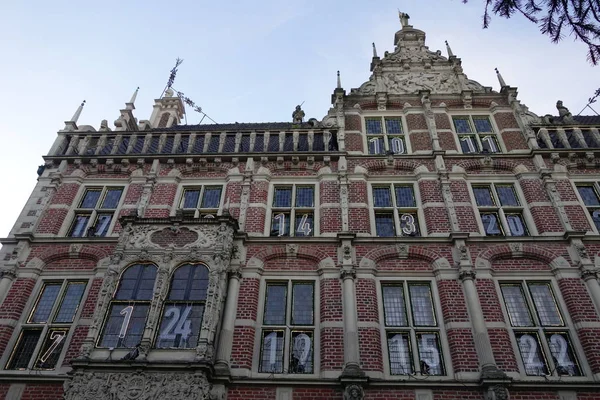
[369,183,424,237]
[4,279,88,371]
[573,181,600,233]
[267,184,318,237]
[498,280,586,378]
[255,279,318,375]
[67,186,125,238]
[451,114,503,154]
[176,185,224,218]
[470,182,534,237]
[364,115,410,155]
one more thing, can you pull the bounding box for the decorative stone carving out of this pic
[286,244,299,258]
[396,244,409,258]
[484,385,509,400]
[459,269,476,281]
[340,266,356,280]
[343,384,364,400]
[0,266,17,280]
[574,243,589,260]
[64,371,211,400]
[509,242,523,256]
[150,227,199,248]
[121,224,218,250]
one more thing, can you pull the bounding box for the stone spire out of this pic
[337,70,342,89]
[495,68,507,87]
[372,42,378,58]
[445,40,454,57]
[126,87,139,111]
[63,100,86,131]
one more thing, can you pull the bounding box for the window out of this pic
[452,116,500,154]
[366,117,407,155]
[69,187,124,237]
[6,281,87,370]
[472,184,528,236]
[179,186,223,217]
[575,183,600,232]
[156,263,209,348]
[372,184,420,237]
[259,281,315,374]
[382,282,444,375]
[536,128,600,149]
[99,264,157,348]
[500,282,581,376]
[270,185,314,237]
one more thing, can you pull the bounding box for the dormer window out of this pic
[452,116,500,154]
[365,117,407,155]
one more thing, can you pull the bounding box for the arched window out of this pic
[156,263,209,349]
[99,264,157,348]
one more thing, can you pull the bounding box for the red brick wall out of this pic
[50,183,80,205]
[148,183,177,206]
[0,384,9,399]
[476,279,505,322]
[488,328,519,372]
[62,325,88,365]
[438,131,458,151]
[493,112,519,130]
[36,208,68,234]
[21,384,64,400]
[356,279,378,322]
[446,328,479,372]
[236,278,259,320]
[321,279,342,322]
[437,280,469,322]
[345,132,364,152]
[123,183,143,204]
[321,327,344,370]
[433,389,484,399]
[410,132,431,151]
[358,327,383,371]
[529,206,564,233]
[80,278,103,318]
[245,208,266,234]
[508,392,559,400]
[345,115,362,131]
[349,208,371,233]
[0,278,36,320]
[565,205,592,231]
[0,325,15,359]
[231,326,255,369]
[406,114,427,130]
[501,130,528,151]
[228,387,276,400]
[435,113,451,130]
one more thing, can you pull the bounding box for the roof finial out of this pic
[398,10,410,28]
[495,68,507,87]
[126,87,139,111]
[71,100,86,123]
[337,70,342,89]
[445,40,454,57]
[372,42,378,58]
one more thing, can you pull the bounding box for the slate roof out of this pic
[156,122,321,132]
[573,115,600,125]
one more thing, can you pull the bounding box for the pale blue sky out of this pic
[0,0,596,237]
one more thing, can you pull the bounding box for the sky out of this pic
[0,0,596,238]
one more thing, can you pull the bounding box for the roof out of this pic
[573,115,600,125]
[156,121,322,132]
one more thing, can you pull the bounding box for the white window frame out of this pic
[265,183,319,237]
[363,115,410,155]
[175,184,224,218]
[573,181,600,234]
[451,114,504,154]
[66,185,125,238]
[368,182,425,237]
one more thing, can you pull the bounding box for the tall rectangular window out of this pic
[69,187,124,237]
[372,184,420,237]
[382,282,444,375]
[6,281,86,370]
[365,117,407,155]
[500,282,581,376]
[472,184,528,236]
[575,183,600,232]
[452,116,500,154]
[179,186,223,218]
[270,185,314,237]
[259,281,315,374]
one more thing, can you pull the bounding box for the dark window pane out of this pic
[501,285,533,326]
[481,135,500,153]
[368,137,385,154]
[54,282,86,323]
[295,187,314,208]
[496,185,519,206]
[271,212,291,236]
[284,133,294,151]
[117,137,129,154]
[395,186,415,207]
[388,332,412,374]
[100,304,149,348]
[459,135,478,153]
[169,264,209,301]
[7,330,41,369]
[101,188,123,209]
[31,284,61,323]
[156,304,204,348]
[453,117,472,133]
[207,135,220,152]
[546,332,581,376]
[264,285,287,325]
[294,213,313,237]
[400,213,420,236]
[268,135,280,152]
[382,285,407,326]
[70,215,90,237]
[473,117,492,133]
[254,134,265,152]
[177,136,189,153]
[313,133,325,151]
[201,187,222,209]
[292,283,313,325]
[298,134,309,151]
[182,189,201,209]
[35,329,67,369]
[81,190,101,208]
[147,136,160,154]
[115,264,157,300]
[506,214,527,236]
[577,186,600,206]
[516,333,548,376]
[366,119,383,134]
[592,209,600,231]
[373,187,392,207]
[385,118,403,134]
[409,284,435,326]
[375,213,395,237]
[273,188,292,208]
[189,265,209,301]
[289,331,313,373]
[259,330,284,373]
[93,214,112,237]
[481,213,503,235]
[193,135,205,153]
[416,333,444,375]
[388,137,406,154]
[473,187,494,206]
[528,283,562,326]
[240,135,251,152]
[223,135,236,152]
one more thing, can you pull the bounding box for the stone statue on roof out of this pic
[398,11,410,27]
[292,105,305,124]
[556,100,576,124]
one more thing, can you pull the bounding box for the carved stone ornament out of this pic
[121,224,217,250]
[459,269,476,281]
[0,266,17,280]
[343,384,364,400]
[64,371,211,400]
[484,385,509,400]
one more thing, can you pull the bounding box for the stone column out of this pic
[0,266,17,304]
[214,269,242,375]
[341,265,362,376]
[581,269,600,315]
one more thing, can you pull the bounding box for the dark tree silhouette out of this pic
[463,0,600,65]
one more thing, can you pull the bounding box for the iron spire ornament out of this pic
[495,68,507,87]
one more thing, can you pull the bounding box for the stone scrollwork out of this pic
[64,371,211,400]
[343,384,364,400]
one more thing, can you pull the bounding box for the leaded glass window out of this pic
[270,185,314,237]
[260,281,315,374]
[69,187,124,237]
[365,117,408,155]
[472,184,528,236]
[500,281,581,376]
[6,280,87,370]
[382,282,444,376]
[372,184,420,237]
[576,184,600,231]
[452,116,501,154]
[179,186,223,218]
